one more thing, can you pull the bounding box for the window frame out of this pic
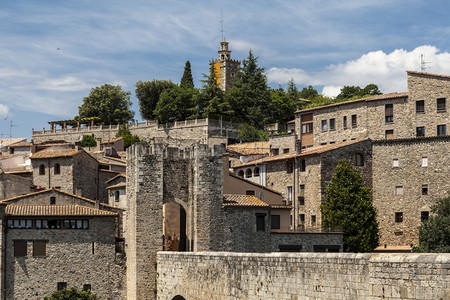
[416,100,425,113]
[395,186,403,195]
[329,118,336,131]
[416,126,425,137]
[33,240,47,257]
[256,214,266,232]
[422,184,428,195]
[395,212,403,223]
[245,168,252,178]
[351,114,357,128]
[271,215,281,230]
[39,164,45,175]
[321,120,328,132]
[14,240,27,257]
[385,129,394,140]
[385,104,394,123]
[343,116,347,129]
[437,124,446,136]
[437,98,446,112]
[299,159,306,172]
[54,163,61,175]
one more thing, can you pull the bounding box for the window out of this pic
[437,125,446,136]
[343,116,347,129]
[271,215,280,230]
[329,118,336,130]
[245,169,252,178]
[245,190,255,196]
[57,282,67,291]
[351,115,357,128]
[83,284,92,292]
[311,215,316,226]
[421,211,429,222]
[299,184,305,196]
[416,100,425,113]
[256,214,265,231]
[299,214,305,225]
[385,129,394,140]
[385,104,393,123]
[50,197,56,205]
[352,153,364,166]
[237,170,244,177]
[321,120,327,131]
[416,126,425,137]
[115,190,120,202]
[437,98,446,112]
[422,157,428,167]
[54,163,60,175]
[283,148,289,154]
[33,241,46,257]
[300,159,306,172]
[393,158,399,168]
[287,186,293,202]
[298,197,305,206]
[395,212,403,223]
[14,241,27,257]
[48,219,61,229]
[39,164,45,175]
[254,167,260,177]
[395,186,403,195]
[301,123,313,133]
[422,184,428,195]
[272,148,279,156]
[286,160,293,173]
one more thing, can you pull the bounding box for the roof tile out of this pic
[223,194,269,207]
[6,205,117,217]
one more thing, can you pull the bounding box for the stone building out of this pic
[125,143,343,300]
[212,40,240,91]
[295,71,449,148]
[372,136,450,248]
[0,189,125,299]
[234,139,372,232]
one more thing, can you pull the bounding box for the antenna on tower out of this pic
[420,54,430,72]
[220,9,225,41]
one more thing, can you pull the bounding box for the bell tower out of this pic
[213,40,240,91]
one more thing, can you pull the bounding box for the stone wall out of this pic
[32,119,239,147]
[269,133,296,153]
[270,232,343,252]
[157,251,450,300]
[0,173,33,200]
[372,136,450,247]
[5,216,125,299]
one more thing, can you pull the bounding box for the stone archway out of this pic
[172,296,186,300]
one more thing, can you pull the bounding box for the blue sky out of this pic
[1,0,450,139]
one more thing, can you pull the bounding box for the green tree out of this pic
[199,62,233,119]
[237,123,269,142]
[78,84,134,124]
[336,84,382,101]
[154,86,198,123]
[180,60,194,89]
[81,135,97,148]
[135,80,177,120]
[268,88,296,125]
[116,124,142,149]
[298,85,319,100]
[413,195,450,253]
[225,50,271,129]
[44,287,99,300]
[321,159,379,252]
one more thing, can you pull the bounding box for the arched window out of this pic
[245,168,252,178]
[300,159,306,172]
[254,167,260,177]
[115,190,120,202]
[54,163,61,175]
[352,153,364,166]
[39,164,45,175]
[237,170,244,177]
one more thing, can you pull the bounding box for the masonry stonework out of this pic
[157,252,450,300]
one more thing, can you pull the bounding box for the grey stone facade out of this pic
[372,136,450,247]
[157,252,450,300]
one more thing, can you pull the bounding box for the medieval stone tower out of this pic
[125,143,225,300]
[213,40,240,91]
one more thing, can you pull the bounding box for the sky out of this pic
[1,0,450,140]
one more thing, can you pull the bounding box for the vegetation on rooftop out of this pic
[44,287,100,300]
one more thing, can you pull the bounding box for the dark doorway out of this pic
[163,202,187,251]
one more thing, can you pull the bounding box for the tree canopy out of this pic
[116,124,142,149]
[81,135,97,148]
[180,60,194,89]
[413,195,450,253]
[78,84,134,124]
[335,83,382,101]
[321,159,379,252]
[44,287,99,300]
[136,79,177,120]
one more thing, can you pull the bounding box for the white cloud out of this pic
[0,104,10,119]
[321,86,342,98]
[267,45,450,95]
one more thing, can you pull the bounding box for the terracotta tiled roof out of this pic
[107,182,126,189]
[9,141,32,147]
[6,205,118,217]
[31,148,81,159]
[0,188,124,211]
[234,138,369,168]
[223,194,270,207]
[0,138,27,147]
[296,92,408,114]
[407,70,450,80]
[101,137,123,144]
[227,141,270,155]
